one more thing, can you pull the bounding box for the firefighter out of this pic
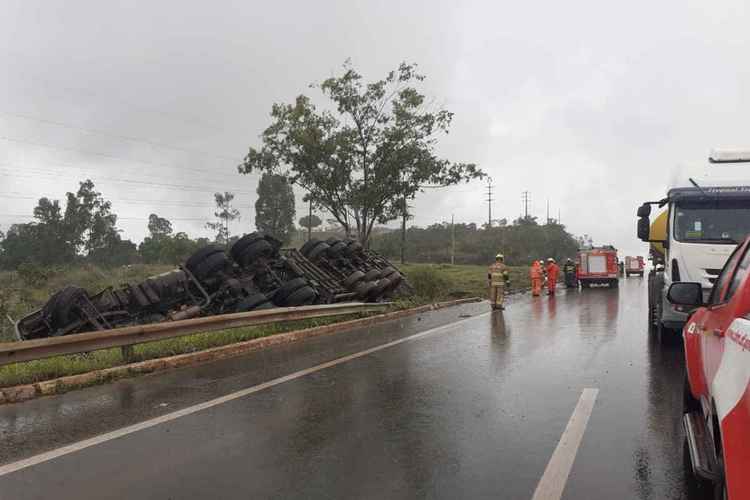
[488,254,510,310]
[546,258,560,295]
[563,258,577,288]
[530,260,543,297]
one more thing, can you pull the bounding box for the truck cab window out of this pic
[674,199,750,244]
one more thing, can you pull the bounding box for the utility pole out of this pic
[451,214,455,265]
[522,191,530,219]
[400,193,408,264]
[307,197,313,241]
[546,199,550,225]
[486,177,493,229]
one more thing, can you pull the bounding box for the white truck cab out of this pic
[637,150,750,337]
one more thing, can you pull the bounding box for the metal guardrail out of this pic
[0,302,389,367]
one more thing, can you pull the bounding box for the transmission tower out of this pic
[522,191,530,219]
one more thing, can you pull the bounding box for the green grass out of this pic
[0,262,505,389]
[399,263,529,301]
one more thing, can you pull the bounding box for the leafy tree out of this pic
[254,173,295,243]
[298,214,322,231]
[147,214,173,239]
[206,192,240,246]
[239,60,483,245]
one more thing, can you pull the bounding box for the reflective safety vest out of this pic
[488,262,510,286]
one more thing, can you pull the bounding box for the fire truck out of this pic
[576,246,619,288]
[624,256,645,277]
[667,234,750,499]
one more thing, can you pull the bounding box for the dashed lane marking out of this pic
[531,388,599,500]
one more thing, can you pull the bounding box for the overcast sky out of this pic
[1,0,749,257]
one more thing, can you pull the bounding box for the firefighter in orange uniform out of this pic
[488,254,510,310]
[546,258,560,295]
[530,260,543,297]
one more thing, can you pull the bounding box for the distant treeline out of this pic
[370,217,579,266]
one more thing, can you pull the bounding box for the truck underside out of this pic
[15,233,412,340]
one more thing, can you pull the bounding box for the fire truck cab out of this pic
[576,246,619,288]
[625,256,645,277]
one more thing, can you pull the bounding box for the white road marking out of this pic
[0,311,490,478]
[531,388,599,500]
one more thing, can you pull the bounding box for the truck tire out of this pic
[283,286,317,306]
[300,238,320,257]
[235,293,272,312]
[307,242,330,262]
[328,241,348,257]
[234,239,273,267]
[186,245,225,272]
[345,240,363,255]
[273,277,309,305]
[344,271,366,289]
[44,286,87,332]
[355,281,378,300]
[368,278,392,301]
[230,233,266,263]
[610,279,619,288]
[192,252,229,281]
[364,269,381,281]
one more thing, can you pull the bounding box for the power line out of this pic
[0,109,245,163]
[0,135,254,180]
[0,166,256,195]
[0,192,217,208]
[1,47,243,137]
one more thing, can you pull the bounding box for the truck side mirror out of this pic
[637,203,652,217]
[667,282,703,308]
[637,217,650,241]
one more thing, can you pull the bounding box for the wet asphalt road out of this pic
[0,278,698,500]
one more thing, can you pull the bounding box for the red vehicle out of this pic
[667,235,750,499]
[624,255,645,277]
[576,246,619,288]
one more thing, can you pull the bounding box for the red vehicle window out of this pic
[725,243,750,302]
[708,242,748,305]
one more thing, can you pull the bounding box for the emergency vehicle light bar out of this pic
[709,149,750,163]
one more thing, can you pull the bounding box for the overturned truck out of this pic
[15,233,410,340]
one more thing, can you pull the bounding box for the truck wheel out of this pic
[233,239,273,267]
[192,252,229,281]
[610,279,619,288]
[364,269,381,281]
[368,278,392,301]
[328,241,348,257]
[283,286,317,306]
[344,271,366,289]
[273,277,309,305]
[345,240,363,255]
[307,242,330,262]
[44,286,88,332]
[300,238,320,257]
[355,281,378,300]
[235,293,272,312]
[230,233,265,261]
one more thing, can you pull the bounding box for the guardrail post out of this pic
[120,345,135,363]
